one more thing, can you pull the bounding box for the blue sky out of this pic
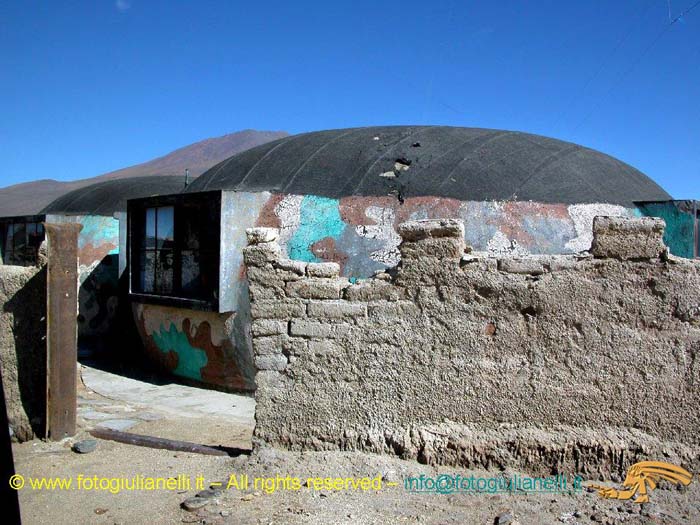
[1,1,698,198]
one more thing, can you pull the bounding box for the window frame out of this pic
[0,215,46,266]
[127,191,221,311]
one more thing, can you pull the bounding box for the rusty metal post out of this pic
[44,223,82,440]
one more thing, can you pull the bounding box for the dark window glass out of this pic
[1,221,44,266]
[4,225,14,258]
[140,251,155,293]
[145,208,156,248]
[132,198,219,303]
[157,206,174,249]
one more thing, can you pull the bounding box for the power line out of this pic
[553,0,656,131]
[570,0,700,133]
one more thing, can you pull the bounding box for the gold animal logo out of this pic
[588,461,692,504]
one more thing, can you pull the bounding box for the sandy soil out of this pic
[10,373,699,524]
[12,439,700,525]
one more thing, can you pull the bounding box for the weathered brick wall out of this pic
[244,217,700,477]
[0,264,47,441]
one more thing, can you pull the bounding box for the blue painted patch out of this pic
[287,195,347,262]
[521,215,575,254]
[152,322,208,381]
[637,203,696,259]
[79,216,119,254]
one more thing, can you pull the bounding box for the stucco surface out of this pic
[133,303,255,391]
[0,264,46,441]
[252,192,636,280]
[245,218,700,477]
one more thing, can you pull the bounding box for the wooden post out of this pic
[44,223,81,440]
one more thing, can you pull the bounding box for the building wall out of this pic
[46,214,120,340]
[132,302,255,391]
[135,192,636,391]
[245,218,700,478]
[637,201,698,259]
[253,194,635,278]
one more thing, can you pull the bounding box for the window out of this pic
[129,192,220,306]
[140,206,175,294]
[1,219,45,266]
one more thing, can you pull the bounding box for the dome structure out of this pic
[185,126,670,207]
[41,176,187,216]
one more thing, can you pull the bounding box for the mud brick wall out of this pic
[244,217,700,477]
[0,264,47,441]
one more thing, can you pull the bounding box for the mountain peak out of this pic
[0,129,289,216]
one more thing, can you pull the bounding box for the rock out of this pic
[246,227,279,244]
[241,494,254,501]
[590,513,604,522]
[181,497,209,511]
[72,439,98,454]
[220,510,230,517]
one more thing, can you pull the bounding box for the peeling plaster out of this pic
[355,206,401,266]
[565,204,629,252]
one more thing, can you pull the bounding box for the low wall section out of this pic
[0,264,46,441]
[245,217,700,477]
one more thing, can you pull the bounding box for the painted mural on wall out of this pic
[132,303,255,391]
[76,216,120,338]
[133,191,637,391]
[253,193,635,279]
[637,201,698,259]
[47,215,121,339]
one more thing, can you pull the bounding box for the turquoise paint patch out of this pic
[637,203,695,259]
[79,216,119,254]
[287,195,347,262]
[152,322,208,381]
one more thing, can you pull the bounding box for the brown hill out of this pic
[0,129,288,216]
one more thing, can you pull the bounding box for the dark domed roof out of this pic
[41,176,187,215]
[185,126,670,206]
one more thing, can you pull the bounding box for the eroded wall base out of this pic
[245,217,700,477]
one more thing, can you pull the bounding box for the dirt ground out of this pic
[10,370,700,524]
[12,440,700,525]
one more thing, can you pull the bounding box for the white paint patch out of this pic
[355,206,401,266]
[274,195,304,253]
[565,204,629,253]
[486,230,529,256]
[137,303,230,346]
[78,259,100,285]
